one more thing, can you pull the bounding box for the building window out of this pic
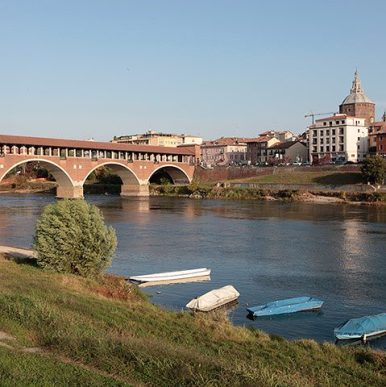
[320,146,324,152]
[332,129,336,135]
[326,130,330,136]
[320,130,324,136]
[313,146,317,152]
[332,137,336,143]
[357,137,360,141]
[335,121,339,125]
[323,122,327,126]
[339,128,344,135]
[339,145,344,152]
[320,138,324,145]
[326,138,330,144]
[313,130,317,136]
[329,121,332,126]
[326,146,330,152]
[332,145,336,152]
[342,120,345,124]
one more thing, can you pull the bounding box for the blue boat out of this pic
[247,296,324,317]
[334,313,386,341]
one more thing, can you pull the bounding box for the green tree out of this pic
[33,200,117,277]
[361,156,386,186]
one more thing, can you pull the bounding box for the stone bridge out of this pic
[0,134,199,198]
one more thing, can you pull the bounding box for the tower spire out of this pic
[350,70,363,94]
[382,110,386,122]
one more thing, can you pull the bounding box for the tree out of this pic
[360,156,386,187]
[33,200,117,277]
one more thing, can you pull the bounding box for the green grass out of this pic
[1,255,386,386]
[0,346,125,386]
[232,171,363,185]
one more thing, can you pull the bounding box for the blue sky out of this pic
[1,0,385,141]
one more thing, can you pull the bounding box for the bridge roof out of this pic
[0,134,196,155]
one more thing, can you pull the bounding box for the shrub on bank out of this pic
[33,200,117,277]
[273,189,300,200]
[361,155,386,186]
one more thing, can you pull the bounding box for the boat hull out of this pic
[247,297,324,317]
[186,285,240,312]
[129,268,211,283]
[334,312,386,341]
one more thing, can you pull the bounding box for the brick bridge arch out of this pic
[0,158,76,198]
[148,164,191,184]
[0,134,199,198]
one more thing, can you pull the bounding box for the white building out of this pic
[112,130,202,147]
[308,114,368,163]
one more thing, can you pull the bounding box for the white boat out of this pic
[186,285,240,312]
[128,268,211,284]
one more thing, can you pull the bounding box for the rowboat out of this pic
[128,268,211,285]
[186,285,240,312]
[334,312,386,341]
[247,296,324,317]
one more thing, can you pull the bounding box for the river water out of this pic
[1,193,386,348]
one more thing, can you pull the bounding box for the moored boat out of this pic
[334,312,386,341]
[186,285,240,312]
[247,296,324,317]
[128,268,211,284]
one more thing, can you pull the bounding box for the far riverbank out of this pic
[1,174,385,205]
[151,183,386,205]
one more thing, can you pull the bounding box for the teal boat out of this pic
[334,312,386,341]
[247,296,324,317]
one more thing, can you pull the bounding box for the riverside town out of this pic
[1,2,386,386]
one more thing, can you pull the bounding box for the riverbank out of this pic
[151,184,386,205]
[1,253,386,385]
[2,178,385,205]
[0,180,56,195]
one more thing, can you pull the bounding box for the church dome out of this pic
[340,71,374,105]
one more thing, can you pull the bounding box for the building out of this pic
[245,136,280,165]
[308,114,368,163]
[266,141,308,164]
[259,130,296,142]
[368,112,386,157]
[112,130,203,147]
[339,70,375,126]
[200,137,248,167]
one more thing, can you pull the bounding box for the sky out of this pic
[1,0,385,141]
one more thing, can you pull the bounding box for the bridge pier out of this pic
[56,185,84,199]
[121,184,149,197]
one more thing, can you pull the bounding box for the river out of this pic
[1,193,386,348]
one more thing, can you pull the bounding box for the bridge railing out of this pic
[0,144,197,165]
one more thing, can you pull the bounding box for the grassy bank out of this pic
[0,179,56,194]
[229,170,363,185]
[151,184,386,203]
[1,255,386,386]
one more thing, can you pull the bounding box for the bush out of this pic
[33,200,117,277]
[361,156,386,185]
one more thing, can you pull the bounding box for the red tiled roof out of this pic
[269,141,305,150]
[259,131,275,136]
[315,114,359,122]
[244,136,272,143]
[0,134,196,155]
[202,137,250,146]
